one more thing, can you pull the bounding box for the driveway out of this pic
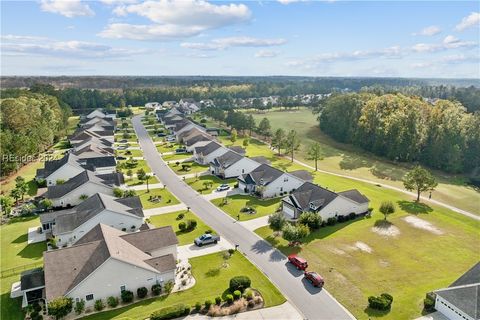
[132,115,355,320]
[177,239,234,261]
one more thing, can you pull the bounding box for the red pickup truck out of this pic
[288,254,308,270]
[304,271,325,288]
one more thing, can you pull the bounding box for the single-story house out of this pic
[42,224,178,307]
[162,101,178,108]
[72,137,113,153]
[85,109,107,119]
[227,146,246,156]
[281,182,370,220]
[72,144,114,159]
[184,133,213,152]
[40,193,144,246]
[238,164,305,198]
[163,115,185,129]
[145,102,160,110]
[193,141,229,165]
[43,170,124,207]
[80,116,115,128]
[432,262,479,320]
[178,127,206,144]
[210,151,260,179]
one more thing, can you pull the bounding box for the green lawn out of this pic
[168,162,209,175]
[118,159,152,173]
[185,175,237,194]
[82,251,285,320]
[124,175,160,187]
[1,276,25,320]
[138,188,180,209]
[149,210,214,245]
[116,149,144,158]
[162,153,193,162]
[211,195,282,221]
[115,134,138,143]
[254,185,480,319]
[243,108,479,214]
[157,142,183,154]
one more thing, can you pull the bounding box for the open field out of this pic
[82,251,285,320]
[149,210,214,245]
[211,195,281,221]
[241,109,479,214]
[185,175,237,194]
[138,188,180,209]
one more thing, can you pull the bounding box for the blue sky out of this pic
[1,0,479,77]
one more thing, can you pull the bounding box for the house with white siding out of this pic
[40,193,144,245]
[210,151,260,179]
[43,170,124,208]
[238,164,305,198]
[193,141,229,165]
[281,182,370,220]
[86,109,107,119]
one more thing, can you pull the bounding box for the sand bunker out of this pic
[354,241,373,253]
[403,216,443,235]
[372,224,401,237]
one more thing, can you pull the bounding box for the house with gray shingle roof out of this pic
[43,170,124,207]
[281,182,369,220]
[193,141,229,165]
[41,223,177,307]
[433,262,479,320]
[40,193,144,246]
[210,151,260,179]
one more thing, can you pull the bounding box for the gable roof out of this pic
[43,224,177,300]
[73,144,114,158]
[120,226,179,253]
[78,156,116,171]
[211,151,244,169]
[184,133,212,146]
[227,146,246,155]
[250,156,271,165]
[338,189,369,204]
[194,141,223,157]
[284,182,338,211]
[241,164,283,186]
[44,170,123,199]
[36,153,73,179]
[290,170,313,182]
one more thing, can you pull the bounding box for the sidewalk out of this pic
[239,216,270,231]
[143,204,188,217]
[128,183,164,190]
[201,188,244,200]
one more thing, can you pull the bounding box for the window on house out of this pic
[242,169,245,173]
[284,177,288,182]
[85,294,94,301]
[120,285,126,292]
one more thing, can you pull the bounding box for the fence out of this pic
[1,261,43,278]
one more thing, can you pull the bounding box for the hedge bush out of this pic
[326,217,337,226]
[368,293,393,310]
[74,299,85,314]
[107,296,119,308]
[225,294,234,304]
[151,284,162,296]
[94,299,104,311]
[137,287,148,299]
[229,276,251,293]
[215,296,222,305]
[150,304,190,320]
[298,212,322,230]
[233,290,241,300]
[423,295,435,311]
[186,219,197,230]
[121,290,134,303]
[194,302,202,311]
[205,300,212,309]
[178,222,187,231]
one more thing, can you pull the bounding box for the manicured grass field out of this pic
[162,153,193,162]
[149,210,214,245]
[124,175,160,187]
[156,142,183,154]
[211,195,282,221]
[115,134,138,143]
[118,159,152,173]
[82,251,285,320]
[138,188,180,209]
[1,276,25,320]
[116,149,143,158]
[185,175,236,194]
[168,161,209,175]
[245,108,479,214]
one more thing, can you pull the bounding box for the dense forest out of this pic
[0,93,71,176]
[316,93,480,174]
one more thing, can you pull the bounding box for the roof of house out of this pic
[240,164,283,186]
[36,153,72,179]
[44,171,123,199]
[72,136,113,148]
[250,156,271,165]
[79,156,116,171]
[175,120,193,132]
[20,268,45,290]
[180,127,206,141]
[211,151,244,169]
[290,170,313,182]
[338,189,369,204]
[184,133,212,146]
[69,129,101,142]
[194,141,223,157]
[43,224,177,300]
[73,144,114,157]
[42,193,143,234]
[284,182,338,211]
[120,226,179,253]
[227,146,246,155]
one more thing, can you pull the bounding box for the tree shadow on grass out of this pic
[363,306,391,318]
[205,268,221,278]
[17,242,46,260]
[12,234,28,244]
[373,219,394,228]
[397,200,433,215]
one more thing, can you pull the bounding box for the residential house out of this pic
[80,116,115,128]
[43,170,124,207]
[72,144,114,159]
[281,182,370,220]
[162,101,178,108]
[41,224,177,307]
[210,151,260,179]
[227,146,246,156]
[238,164,305,198]
[40,193,144,245]
[432,262,479,320]
[86,109,107,119]
[145,102,161,110]
[72,136,113,152]
[18,269,45,307]
[184,133,213,152]
[193,141,229,165]
[163,115,185,130]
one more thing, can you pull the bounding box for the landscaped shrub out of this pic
[94,299,104,311]
[215,296,222,305]
[181,279,187,286]
[348,212,356,220]
[233,290,241,300]
[164,281,174,293]
[74,299,85,314]
[327,217,337,226]
[33,303,42,312]
[176,213,185,220]
[204,300,212,309]
[225,294,234,304]
[47,297,73,319]
[186,219,197,230]
[31,311,39,319]
[368,293,393,310]
[245,290,254,300]
[178,222,186,231]
[337,215,345,223]
[107,296,119,308]
[423,294,435,312]
[151,284,162,296]
[150,304,190,320]
[137,287,148,298]
[205,229,212,234]
[228,248,235,255]
[229,276,251,292]
[195,302,202,311]
[298,212,322,230]
[121,290,134,303]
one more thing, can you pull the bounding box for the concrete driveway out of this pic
[177,239,235,261]
[132,115,355,320]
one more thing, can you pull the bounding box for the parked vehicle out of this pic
[216,184,230,192]
[157,133,166,137]
[116,156,126,160]
[194,234,220,247]
[175,148,187,153]
[304,271,324,288]
[166,137,175,142]
[288,254,308,270]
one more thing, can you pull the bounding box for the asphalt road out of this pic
[132,115,355,320]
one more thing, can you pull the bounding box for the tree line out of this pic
[315,93,480,174]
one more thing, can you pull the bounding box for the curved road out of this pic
[132,115,355,320]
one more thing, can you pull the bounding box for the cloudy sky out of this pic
[1,0,479,77]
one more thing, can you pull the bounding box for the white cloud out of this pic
[412,36,476,52]
[412,25,441,36]
[278,0,306,4]
[255,50,280,58]
[455,12,480,31]
[100,0,138,4]
[181,36,286,50]
[411,62,434,69]
[101,0,251,40]
[40,0,94,18]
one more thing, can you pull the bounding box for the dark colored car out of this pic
[304,271,324,288]
[116,156,126,160]
[288,254,308,270]
[175,148,187,153]
[157,133,166,137]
